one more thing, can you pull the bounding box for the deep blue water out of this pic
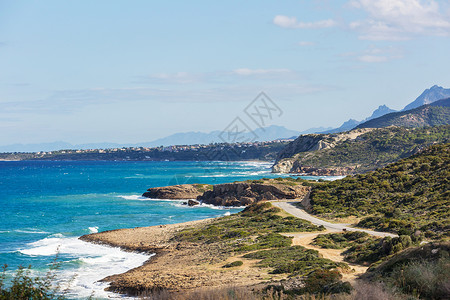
[0,160,339,298]
[0,160,308,298]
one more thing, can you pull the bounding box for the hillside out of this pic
[356,97,450,129]
[272,125,450,174]
[308,143,450,239]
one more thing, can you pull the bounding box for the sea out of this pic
[0,160,341,299]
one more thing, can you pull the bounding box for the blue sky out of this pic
[1,0,450,145]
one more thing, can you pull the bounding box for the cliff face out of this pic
[275,134,330,161]
[272,129,373,174]
[197,182,310,207]
[142,184,211,199]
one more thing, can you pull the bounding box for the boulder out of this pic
[187,200,199,206]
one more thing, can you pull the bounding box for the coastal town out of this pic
[0,139,294,161]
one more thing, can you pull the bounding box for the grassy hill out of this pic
[272,125,450,174]
[308,143,450,239]
[356,97,450,129]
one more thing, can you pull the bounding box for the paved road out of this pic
[272,201,397,238]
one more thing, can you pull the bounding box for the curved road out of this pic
[272,201,397,238]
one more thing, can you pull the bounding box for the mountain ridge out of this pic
[356,97,450,129]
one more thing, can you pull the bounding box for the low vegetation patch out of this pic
[312,231,423,266]
[243,246,348,275]
[312,231,370,249]
[175,202,324,244]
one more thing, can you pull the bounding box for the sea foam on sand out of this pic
[19,233,150,299]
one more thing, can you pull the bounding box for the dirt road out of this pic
[272,201,397,238]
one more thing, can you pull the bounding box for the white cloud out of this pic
[348,0,450,40]
[232,68,292,76]
[273,15,337,29]
[358,55,389,62]
[355,45,403,62]
[298,41,316,46]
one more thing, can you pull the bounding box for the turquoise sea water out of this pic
[0,160,339,298]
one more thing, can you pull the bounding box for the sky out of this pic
[1,0,450,145]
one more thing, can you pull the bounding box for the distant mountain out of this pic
[319,105,396,134]
[0,141,74,153]
[321,85,450,134]
[363,105,396,122]
[403,85,450,111]
[357,98,450,129]
[298,126,334,135]
[320,119,361,134]
[0,125,300,153]
[140,125,300,147]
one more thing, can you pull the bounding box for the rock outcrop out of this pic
[197,182,310,207]
[142,184,211,199]
[278,165,356,176]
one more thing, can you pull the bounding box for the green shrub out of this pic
[222,261,243,268]
[392,257,450,299]
[0,264,67,300]
[243,246,345,275]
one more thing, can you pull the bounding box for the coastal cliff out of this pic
[142,179,309,207]
[197,180,310,206]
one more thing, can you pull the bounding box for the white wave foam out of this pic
[170,202,244,210]
[14,229,50,234]
[88,227,98,233]
[116,195,147,200]
[19,235,150,299]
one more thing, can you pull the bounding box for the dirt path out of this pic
[271,200,396,282]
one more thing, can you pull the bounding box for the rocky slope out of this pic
[142,184,212,199]
[272,126,450,174]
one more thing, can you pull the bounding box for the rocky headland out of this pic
[142,184,212,200]
[198,181,309,206]
[142,179,310,207]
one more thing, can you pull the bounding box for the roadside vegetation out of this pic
[309,143,450,239]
